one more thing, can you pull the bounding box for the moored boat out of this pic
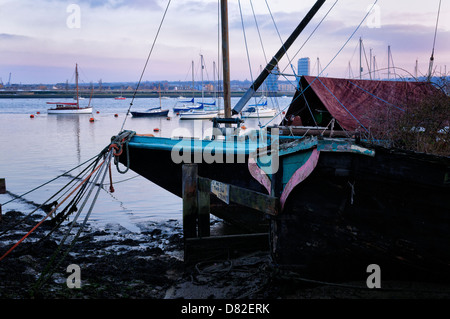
[131,107,169,117]
[112,0,450,283]
[179,110,218,120]
[241,105,277,118]
[47,64,93,114]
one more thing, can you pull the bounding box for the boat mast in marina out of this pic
[232,0,326,114]
[220,0,231,119]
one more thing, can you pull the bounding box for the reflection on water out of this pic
[0,97,289,230]
[53,114,86,164]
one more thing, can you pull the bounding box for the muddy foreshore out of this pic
[1,210,450,301]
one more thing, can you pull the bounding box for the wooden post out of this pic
[197,187,210,238]
[182,164,198,239]
[0,178,5,194]
[0,178,4,222]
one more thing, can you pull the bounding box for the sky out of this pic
[0,0,449,85]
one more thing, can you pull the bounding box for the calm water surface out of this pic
[0,96,288,231]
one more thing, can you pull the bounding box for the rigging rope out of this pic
[0,153,100,207]
[238,0,262,126]
[33,151,114,292]
[428,0,442,80]
[0,157,100,238]
[120,0,172,132]
[261,0,379,128]
[316,77,369,133]
[0,155,107,262]
[249,0,267,64]
[347,80,406,112]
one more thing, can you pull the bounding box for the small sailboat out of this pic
[241,106,277,118]
[131,84,169,117]
[47,64,93,114]
[241,100,277,118]
[173,60,203,113]
[130,107,169,117]
[173,98,203,113]
[115,90,126,100]
[179,109,218,120]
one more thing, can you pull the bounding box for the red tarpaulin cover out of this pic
[287,76,440,132]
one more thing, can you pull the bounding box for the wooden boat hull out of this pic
[118,135,270,231]
[272,145,450,282]
[117,133,450,282]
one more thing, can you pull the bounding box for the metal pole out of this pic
[221,0,232,119]
[359,38,362,79]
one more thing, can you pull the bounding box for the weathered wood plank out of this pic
[198,176,279,216]
[0,178,5,194]
[184,233,269,264]
[197,189,210,238]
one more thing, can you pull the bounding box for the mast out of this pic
[388,45,391,80]
[232,0,326,114]
[359,37,363,79]
[200,54,204,104]
[191,60,195,100]
[213,61,216,101]
[220,0,231,118]
[75,63,79,108]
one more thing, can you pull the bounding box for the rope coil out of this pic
[110,130,136,174]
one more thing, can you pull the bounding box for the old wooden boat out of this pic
[112,0,450,283]
[47,64,93,114]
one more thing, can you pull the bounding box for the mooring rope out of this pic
[0,155,101,238]
[0,153,100,208]
[110,130,136,174]
[32,151,114,293]
[120,0,172,132]
[0,154,107,262]
[261,0,379,129]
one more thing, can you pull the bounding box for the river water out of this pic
[0,96,288,232]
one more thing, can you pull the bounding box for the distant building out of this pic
[265,64,279,97]
[297,57,310,88]
[298,57,310,76]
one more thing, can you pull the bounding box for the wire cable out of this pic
[120,0,172,132]
[261,0,379,128]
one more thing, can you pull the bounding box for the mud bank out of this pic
[1,210,450,300]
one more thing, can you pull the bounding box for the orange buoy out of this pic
[114,114,118,117]
[36,111,40,114]
[153,128,160,132]
[30,114,35,118]
[166,117,171,120]
[96,111,100,114]
[89,117,95,122]
[282,111,285,114]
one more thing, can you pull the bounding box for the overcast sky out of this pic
[0,0,448,85]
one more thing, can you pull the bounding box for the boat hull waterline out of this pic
[117,133,450,282]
